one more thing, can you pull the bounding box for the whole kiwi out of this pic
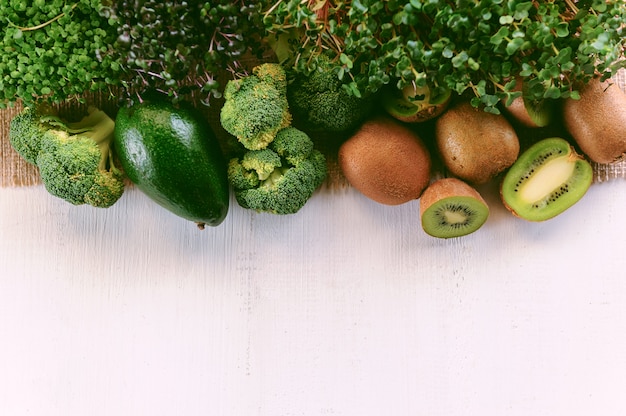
[435,101,520,184]
[338,115,431,205]
[563,77,626,164]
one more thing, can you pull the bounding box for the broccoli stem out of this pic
[43,107,116,172]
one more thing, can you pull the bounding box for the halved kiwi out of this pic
[383,83,451,123]
[502,76,554,128]
[420,178,490,239]
[500,137,593,221]
[521,97,554,128]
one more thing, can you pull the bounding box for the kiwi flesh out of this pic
[500,137,593,222]
[420,178,490,238]
[383,83,451,123]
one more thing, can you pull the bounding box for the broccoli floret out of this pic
[241,148,283,180]
[9,105,125,208]
[271,126,314,165]
[220,63,292,151]
[8,104,57,164]
[252,62,289,96]
[287,56,376,133]
[227,127,328,215]
[227,158,260,191]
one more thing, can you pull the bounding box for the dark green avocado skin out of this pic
[114,100,229,227]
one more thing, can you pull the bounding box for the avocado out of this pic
[114,99,229,228]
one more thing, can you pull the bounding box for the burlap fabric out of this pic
[1,69,625,189]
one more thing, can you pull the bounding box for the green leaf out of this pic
[490,26,509,45]
[544,86,561,99]
[555,23,569,38]
[339,53,353,69]
[451,51,468,68]
[506,38,524,55]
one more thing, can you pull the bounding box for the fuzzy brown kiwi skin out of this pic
[563,77,626,164]
[420,177,487,214]
[338,115,432,205]
[435,101,520,185]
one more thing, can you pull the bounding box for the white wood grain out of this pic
[2,181,626,416]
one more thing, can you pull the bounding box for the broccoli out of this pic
[241,148,283,181]
[228,127,328,215]
[287,56,377,133]
[8,104,57,165]
[220,63,292,151]
[8,105,125,208]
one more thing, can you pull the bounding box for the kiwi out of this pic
[338,115,431,205]
[502,76,554,128]
[500,137,593,222]
[420,178,489,239]
[435,101,520,184]
[563,77,626,164]
[383,83,451,123]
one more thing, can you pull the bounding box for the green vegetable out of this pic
[287,56,377,133]
[220,63,292,150]
[263,0,626,114]
[228,127,327,215]
[114,98,229,228]
[0,1,268,106]
[9,105,124,208]
[101,1,268,104]
[8,104,55,165]
[0,1,120,106]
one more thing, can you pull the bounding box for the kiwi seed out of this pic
[420,177,489,239]
[500,137,593,222]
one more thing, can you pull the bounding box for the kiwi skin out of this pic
[339,115,431,205]
[500,137,593,222]
[435,101,520,185]
[420,177,490,239]
[563,77,626,164]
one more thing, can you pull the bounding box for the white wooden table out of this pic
[2,180,626,416]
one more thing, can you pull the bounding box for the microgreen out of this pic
[0,0,120,107]
[263,0,626,113]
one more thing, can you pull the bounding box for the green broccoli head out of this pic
[220,63,292,151]
[252,62,288,96]
[11,105,125,208]
[8,104,57,165]
[271,126,314,165]
[287,57,376,133]
[241,148,282,180]
[227,158,260,191]
[227,127,328,215]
